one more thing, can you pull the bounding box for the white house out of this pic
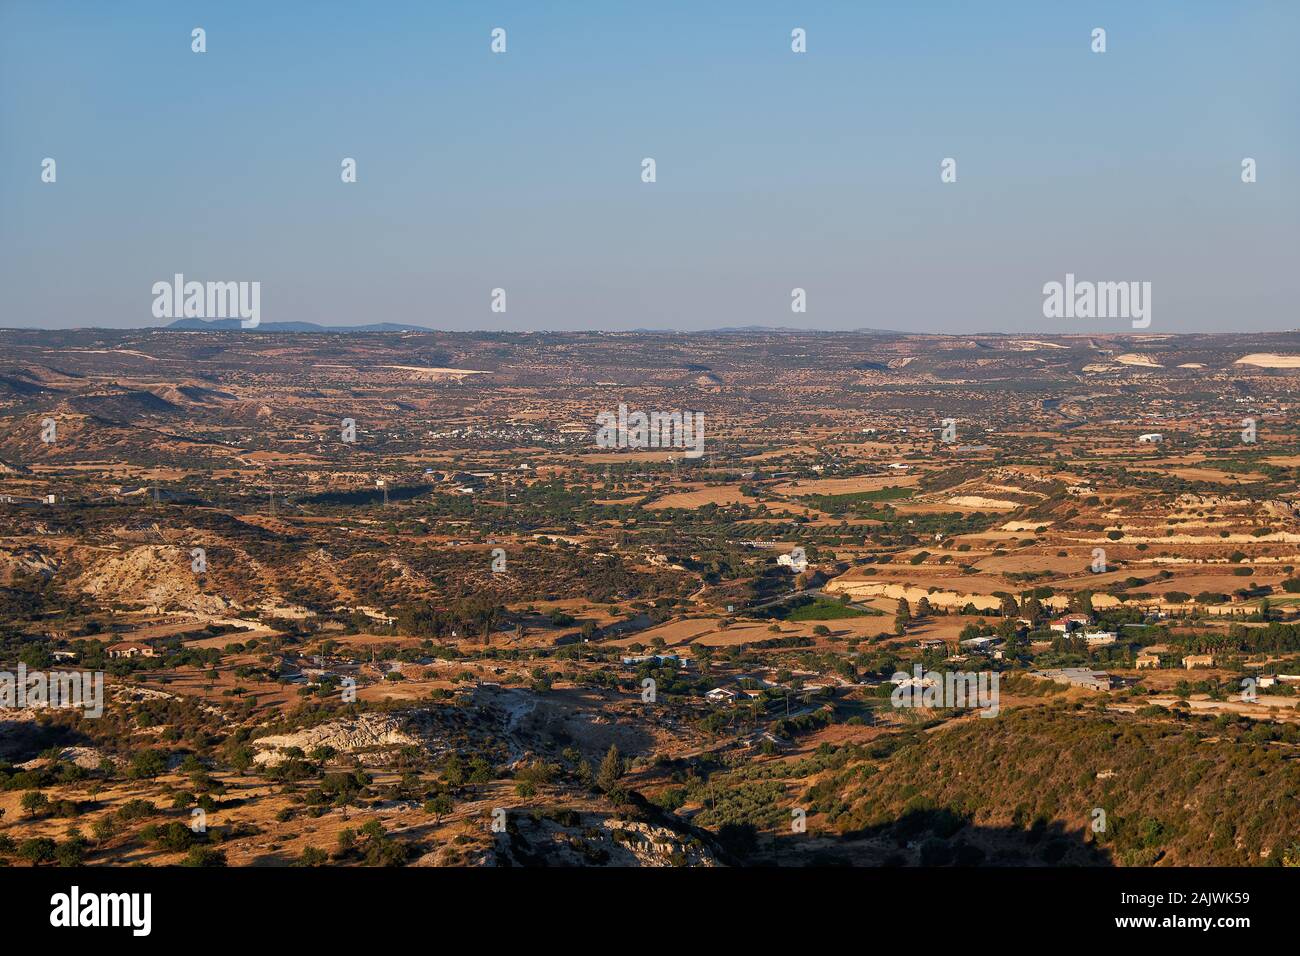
[1138,433,1163,443]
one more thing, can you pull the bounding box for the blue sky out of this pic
[1,0,1296,333]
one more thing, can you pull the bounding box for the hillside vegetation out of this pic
[801,706,1300,866]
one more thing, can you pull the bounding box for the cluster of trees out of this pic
[1172,622,1300,655]
[398,595,505,643]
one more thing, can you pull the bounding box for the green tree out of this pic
[128,749,168,780]
[596,745,625,792]
[20,791,49,818]
[424,793,454,822]
[17,837,57,864]
[298,846,329,866]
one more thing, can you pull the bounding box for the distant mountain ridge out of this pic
[165,318,433,333]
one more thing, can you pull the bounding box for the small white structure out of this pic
[959,636,1001,654]
[1083,631,1118,646]
[890,673,940,690]
[1138,433,1163,443]
[777,552,808,571]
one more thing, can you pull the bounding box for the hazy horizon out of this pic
[5,320,1300,339]
[2,0,1297,334]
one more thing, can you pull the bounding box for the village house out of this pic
[959,636,1002,654]
[1050,614,1091,634]
[1031,668,1115,692]
[1083,631,1118,646]
[106,641,156,659]
[1182,654,1215,670]
[1135,653,1161,669]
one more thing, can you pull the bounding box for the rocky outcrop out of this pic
[484,808,721,867]
[253,713,419,765]
[74,544,234,614]
[0,545,59,585]
[19,746,110,771]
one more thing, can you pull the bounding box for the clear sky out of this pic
[1,0,1296,333]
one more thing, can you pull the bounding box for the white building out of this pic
[890,673,940,690]
[959,636,1002,654]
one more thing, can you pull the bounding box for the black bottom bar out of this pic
[4,865,1274,943]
